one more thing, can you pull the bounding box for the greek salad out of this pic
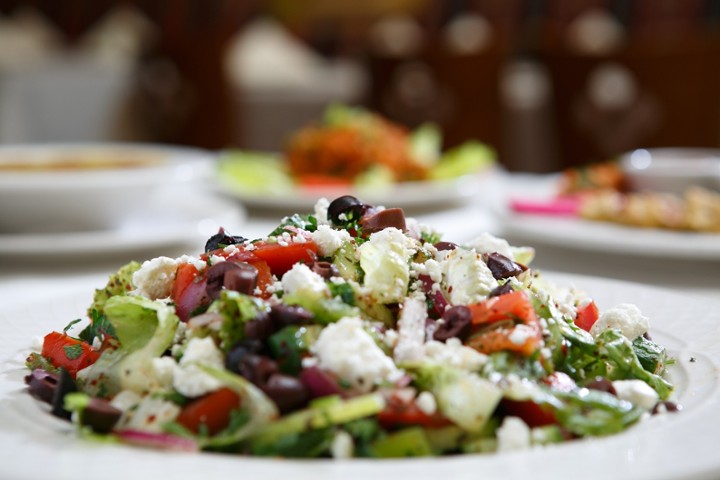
[25,196,678,458]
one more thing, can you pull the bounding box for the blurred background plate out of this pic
[0,187,245,259]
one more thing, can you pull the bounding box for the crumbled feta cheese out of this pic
[311,316,403,392]
[590,303,649,340]
[110,390,142,413]
[209,254,227,265]
[132,256,179,300]
[441,248,498,305]
[410,258,443,284]
[152,356,177,390]
[509,324,535,345]
[117,395,180,433]
[282,263,328,296]
[173,337,224,398]
[331,430,354,459]
[176,255,207,271]
[423,338,487,371]
[416,391,437,415]
[311,224,352,256]
[394,297,428,363]
[465,233,515,259]
[612,380,659,410]
[314,197,330,225]
[497,416,531,452]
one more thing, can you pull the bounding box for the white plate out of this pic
[498,174,720,260]
[217,171,496,211]
[0,273,719,480]
[0,188,245,257]
[501,213,720,260]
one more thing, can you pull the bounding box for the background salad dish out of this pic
[215,104,496,205]
[21,195,678,459]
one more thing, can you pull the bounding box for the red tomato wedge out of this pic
[172,263,200,305]
[574,300,599,332]
[468,290,537,325]
[251,240,318,277]
[501,398,556,427]
[466,291,543,356]
[41,331,100,378]
[176,387,243,436]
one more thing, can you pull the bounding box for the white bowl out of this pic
[620,147,720,195]
[0,143,214,234]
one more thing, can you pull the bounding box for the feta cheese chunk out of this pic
[311,224,352,257]
[442,248,498,305]
[314,197,331,225]
[173,337,224,398]
[282,263,329,296]
[497,416,531,452]
[612,379,659,410]
[590,303,649,340]
[132,256,179,300]
[311,316,403,392]
[465,233,515,259]
[394,297,428,363]
[423,338,487,371]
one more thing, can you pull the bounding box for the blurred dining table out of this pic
[0,171,717,314]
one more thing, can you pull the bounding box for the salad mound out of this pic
[25,196,678,458]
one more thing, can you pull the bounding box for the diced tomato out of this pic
[468,290,537,325]
[176,387,243,436]
[172,263,200,306]
[41,331,100,378]
[251,240,318,277]
[465,291,543,356]
[574,300,599,332]
[248,259,273,298]
[501,399,556,427]
[378,401,453,429]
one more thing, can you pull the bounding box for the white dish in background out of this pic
[500,213,720,260]
[0,143,215,234]
[0,188,245,258]
[620,147,720,195]
[216,171,494,211]
[0,273,719,480]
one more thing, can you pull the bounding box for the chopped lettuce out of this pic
[89,261,141,315]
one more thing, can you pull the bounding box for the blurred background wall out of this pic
[0,0,719,172]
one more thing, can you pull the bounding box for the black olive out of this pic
[225,339,264,374]
[238,354,279,386]
[327,196,368,225]
[311,261,339,280]
[485,252,527,280]
[433,305,472,342]
[223,263,259,296]
[585,377,617,396]
[244,310,276,341]
[25,369,59,404]
[80,398,123,434]
[488,283,515,298]
[261,374,310,413]
[269,304,314,327]
[204,228,247,253]
[433,241,459,251]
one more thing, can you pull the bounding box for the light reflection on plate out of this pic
[0,273,719,480]
[0,188,245,258]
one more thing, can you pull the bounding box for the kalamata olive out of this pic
[261,373,310,413]
[51,368,77,420]
[205,228,247,253]
[269,303,313,327]
[585,377,617,396]
[328,195,368,225]
[223,263,259,295]
[244,310,276,341]
[80,397,123,434]
[433,241,458,251]
[488,283,515,298]
[205,262,242,300]
[25,369,59,404]
[311,261,339,280]
[433,305,472,342]
[238,354,279,386]
[359,208,406,234]
[485,252,527,280]
[225,339,264,374]
[652,401,682,415]
[418,274,449,319]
